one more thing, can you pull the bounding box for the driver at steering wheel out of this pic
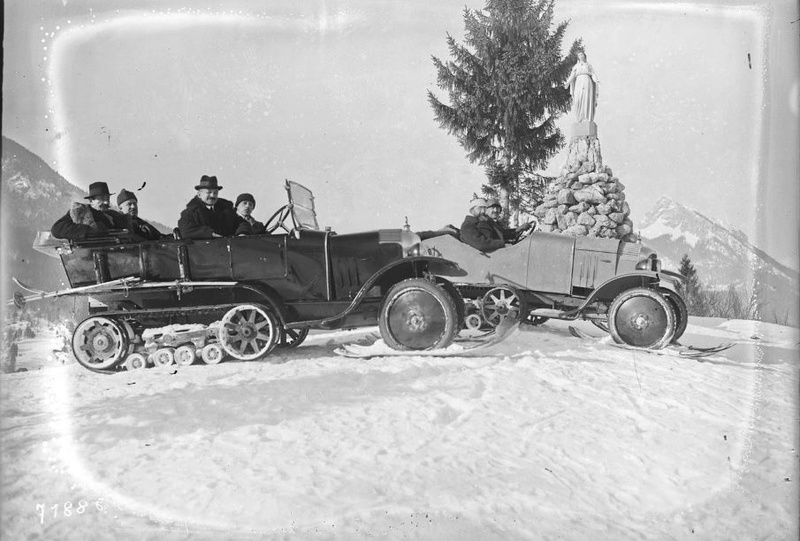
[178,175,242,239]
[485,199,536,243]
[460,198,535,253]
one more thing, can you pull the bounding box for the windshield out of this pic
[286,180,319,231]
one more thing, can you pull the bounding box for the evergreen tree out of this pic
[678,254,704,315]
[428,0,579,223]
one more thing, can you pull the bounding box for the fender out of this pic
[657,270,686,297]
[230,282,290,326]
[285,255,463,329]
[574,271,661,313]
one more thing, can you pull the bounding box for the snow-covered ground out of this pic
[1,318,798,540]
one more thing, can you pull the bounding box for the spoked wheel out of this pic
[379,278,459,350]
[72,316,130,372]
[277,327,309,349]
[481,287,524,327]
[219,304,279,360]
[608,288,676,349]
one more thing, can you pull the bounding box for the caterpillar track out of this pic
[71,303,308,373]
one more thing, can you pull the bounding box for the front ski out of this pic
[335,318,519,358]
[568,326,734,359]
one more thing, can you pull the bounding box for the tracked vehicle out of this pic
[14,181,476,372]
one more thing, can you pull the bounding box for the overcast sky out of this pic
[3,0,798,269]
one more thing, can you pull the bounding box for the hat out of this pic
[84,181,113,200]
[195,175,223,191]
[486,198,501,208]
[235,193,255,208]
[470,198,489,211]
[117,189,137,206]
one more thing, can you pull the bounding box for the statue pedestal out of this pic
[571,121,597,138]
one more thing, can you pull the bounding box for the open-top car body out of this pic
[22,181,475,372]
[419,230,688,349]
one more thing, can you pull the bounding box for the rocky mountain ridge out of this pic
[639,196,798,325]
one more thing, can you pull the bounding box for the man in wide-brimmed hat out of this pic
[177,175,242,239]
[51,181,128,240]
[116,189,164,241]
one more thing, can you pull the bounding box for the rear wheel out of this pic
[379,279,459,350]
[72,316,129,371]
[608,288,676,349]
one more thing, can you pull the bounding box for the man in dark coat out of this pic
[178,175,242,239]
[116,189,164,241]
[51,181,128,241]
[460,198,507,253]
[484,198,535,243]
[233,193,266,236]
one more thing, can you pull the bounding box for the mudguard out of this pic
[285,255,464,329]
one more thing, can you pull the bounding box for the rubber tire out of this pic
[379,278,459,351]
[608,287,676,349]
[437,279,466,331]
[663,291,688,343]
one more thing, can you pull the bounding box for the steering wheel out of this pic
[512,220,537,244]
[263,204,295,235]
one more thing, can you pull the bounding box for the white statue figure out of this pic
[565,51,599,123]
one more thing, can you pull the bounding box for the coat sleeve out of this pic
[178,208,215,239]
[51,211,97,240]
[460,218,505,252]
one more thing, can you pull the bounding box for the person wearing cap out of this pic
[459,197,507,253]
[51,181,128,240]
[116,189,164,241]
[177,175,241,239]
[460,197,505,252]
[233,193,266,236]
[484,198,536,242]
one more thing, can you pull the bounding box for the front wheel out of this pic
[379,279,459,351]
[608,288,676,349]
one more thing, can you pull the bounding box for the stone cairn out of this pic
[533,128,636,242]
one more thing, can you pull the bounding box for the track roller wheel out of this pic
[201,343,225,365]
[124,353,148,371]
[464,313,483,331]
[219,304,279,360]
[72,316,130,372]
[174,344,197,366]
[151,347,175,367]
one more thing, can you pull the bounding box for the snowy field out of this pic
[1,317,798,540]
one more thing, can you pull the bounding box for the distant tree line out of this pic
[678,254,762,321]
